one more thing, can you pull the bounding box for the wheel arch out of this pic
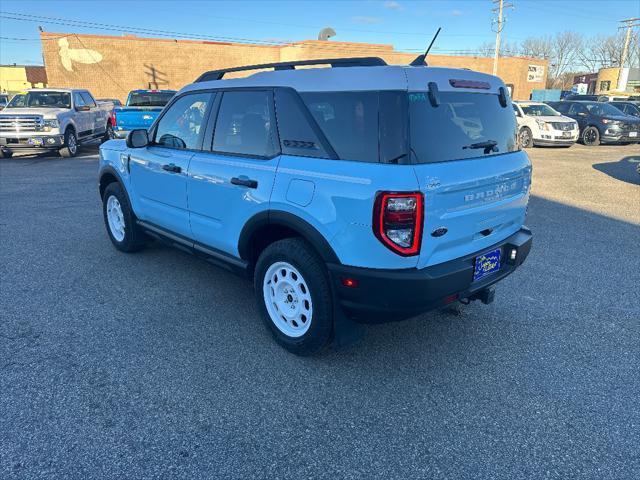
[238,210,340,267]
[99,166,128,200]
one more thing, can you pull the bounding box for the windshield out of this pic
[584,102,625,116]
[127,91,175,107]
[410,91,517,163]
[7,91,71,109]
[521,104,560,116]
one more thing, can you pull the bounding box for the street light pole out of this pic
[617,18,639,90]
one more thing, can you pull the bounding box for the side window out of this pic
[154,92,212,150]
[80,92,96,107]
[552,103,567,114]
[568,104,584,115]
[212,90,277,158]
[301,91,378,163]
[274,89,329,159]
[73,92,86,108]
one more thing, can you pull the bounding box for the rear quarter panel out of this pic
[272,156,421,269]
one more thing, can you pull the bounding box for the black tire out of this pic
[102,122,115,143]
[519,127,533,149]
[59,128,78,157]
[102,182,148,252]
[254,238,333,355]
[0,148,13,159]
[582,126,600,146]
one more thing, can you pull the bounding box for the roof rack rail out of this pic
[195,57,388,82]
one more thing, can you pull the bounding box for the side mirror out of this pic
[126,129,149,148]
[75,105,91,112]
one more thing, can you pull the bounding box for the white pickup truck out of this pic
[0,88,114,158]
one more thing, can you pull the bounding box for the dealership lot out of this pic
[1,144,639,478]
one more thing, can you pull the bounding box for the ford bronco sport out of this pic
[98,57,532,355]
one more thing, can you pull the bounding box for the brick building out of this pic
[40,32,547,101]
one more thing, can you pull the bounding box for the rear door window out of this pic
[212,90,278,158]
[409,91,517,163]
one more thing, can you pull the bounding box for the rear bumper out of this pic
[328,227,532,322]
[114,129,129,139]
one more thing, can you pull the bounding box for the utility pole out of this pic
[491,0,514,76]
[617,18,639,90]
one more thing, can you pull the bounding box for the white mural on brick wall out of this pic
[58,38,103,72]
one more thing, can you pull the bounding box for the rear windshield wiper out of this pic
[462,140,498,154]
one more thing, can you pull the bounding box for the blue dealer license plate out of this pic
[473,248,501,282]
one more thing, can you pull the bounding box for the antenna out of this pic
[410,27,441,66]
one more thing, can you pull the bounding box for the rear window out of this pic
[128,91,175,107]
[409,91,517,163]
[300,91,407,163]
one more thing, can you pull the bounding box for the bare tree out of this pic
[547,31,583,87]
[519,36,552,59]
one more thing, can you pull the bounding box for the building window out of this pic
[599,80,611,92]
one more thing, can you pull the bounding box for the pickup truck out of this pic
[112,89,176,138]
[0,88,114,158]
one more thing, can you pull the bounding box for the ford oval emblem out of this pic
[431,227,448,237]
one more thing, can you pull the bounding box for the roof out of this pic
[181,64,506,95]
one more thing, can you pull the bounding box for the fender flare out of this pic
[238,210,340,264]
[98,165,131,204]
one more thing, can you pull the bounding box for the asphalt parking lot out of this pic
[1,143,639,479]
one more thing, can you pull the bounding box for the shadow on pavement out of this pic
[593,155,640,186]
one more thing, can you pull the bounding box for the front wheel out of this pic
[582,126,600,146]
[254,238,333,355]
[59,129,78,157]
[519,127,533,149]
[102,182,148,252]
[0,148,13,159]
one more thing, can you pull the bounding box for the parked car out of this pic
[0,93,9,110]
[609,101,640,118]
[512,101,578,147]
[0,89,114,158]
[547,100,640,146]
[99,98,122,107]
[98,57,533,354]
[112,89,176,138]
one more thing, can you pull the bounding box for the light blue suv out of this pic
[99,57,532,355]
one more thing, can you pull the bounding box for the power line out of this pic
[0,9,503,39]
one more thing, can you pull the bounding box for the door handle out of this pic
[162,163,181,173]
[231,177,258,188]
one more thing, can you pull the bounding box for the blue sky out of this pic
[1,0,638,65]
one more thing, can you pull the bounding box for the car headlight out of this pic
[43,119,60,131]
[601,119,620,125]
[535,119,549,130]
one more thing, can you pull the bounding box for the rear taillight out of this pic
[110,110,117,126]
[373,192,424,256]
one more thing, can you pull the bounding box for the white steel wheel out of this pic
[106,195,125,242]
[263,261,313,338]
